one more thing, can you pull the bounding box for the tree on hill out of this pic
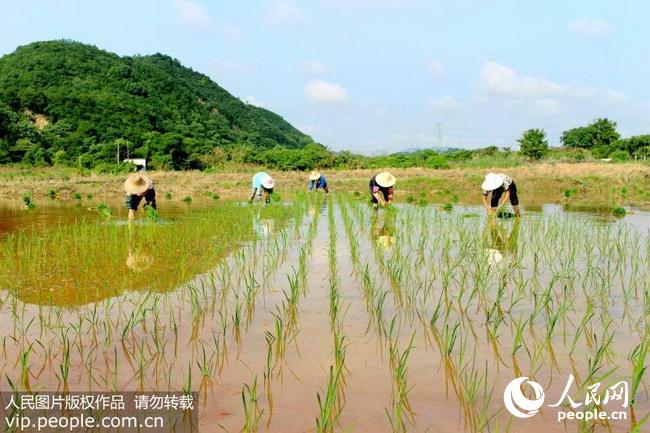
[518,129,548,160]
[0,40,317,169]
[561,119,620,154]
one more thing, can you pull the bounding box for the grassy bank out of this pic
[1,162,649,209]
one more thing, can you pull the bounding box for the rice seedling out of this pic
[386,322,416,433]
[0,190,647,433]
[242,375,264,433]
[21,193,35,209]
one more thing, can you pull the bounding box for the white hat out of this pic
[309,171,321,181]
[375,172,396,188]
[481,173,503,191]
[261,174,275,189]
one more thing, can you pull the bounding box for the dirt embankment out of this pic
[1,163,649,208]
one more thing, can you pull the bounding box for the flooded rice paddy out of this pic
[0,194,648,432]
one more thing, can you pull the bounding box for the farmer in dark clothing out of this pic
[124,173,156,221]
[481,172,520,217]
[308,171,329,194]
[369,171,396,209]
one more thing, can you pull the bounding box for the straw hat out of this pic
[375,172,396,188]
[124,174,153,195]
[309,171,321,181]
[261,174,275,189]
[481,173,503,191]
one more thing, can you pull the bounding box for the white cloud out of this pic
[173,0,211,30]
[427,95,462,110]
[303,60,330,76]
[425,60,445,78]
[304,80,349,104]
[480,61,625,104]
[569,17,612,38]
[218,23,244,43]
[265,0,305,25]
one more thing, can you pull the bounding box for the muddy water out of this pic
[0,199,216,237]
[0,198,648,432]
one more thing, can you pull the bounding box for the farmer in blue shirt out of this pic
[249,171,275,203]
[308,171,329,194]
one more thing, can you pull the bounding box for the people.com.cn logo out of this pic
[503,377,545,418]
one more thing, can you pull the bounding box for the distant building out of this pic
[123,158,147,171]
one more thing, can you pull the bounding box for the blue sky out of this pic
[1,0,648,153]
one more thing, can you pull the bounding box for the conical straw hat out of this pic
[309,171,321,181]
[375,172,396,188]
[124,174,153,195]
[261,174,275,189]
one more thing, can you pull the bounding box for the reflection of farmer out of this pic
[126,248,154,272]
[249,172,275,204]
[483,218,520,266]
[481,172,520,217]
[124,174,156,221]
[372,210,396,249]
[125,224,154,271]
[370,172,396,209]
[308,171,329,194]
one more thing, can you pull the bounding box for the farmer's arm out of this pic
[496,190,510,211]
[482,194,493,213]
[386,189,394,204]
[373,191,385,205]
[308,180,314,192]
[249,188,257,202]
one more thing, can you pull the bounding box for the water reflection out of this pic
[372,210,396,250]
[253,216,275,239]
[483,218,520,267]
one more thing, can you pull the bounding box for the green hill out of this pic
[0,40,316,169]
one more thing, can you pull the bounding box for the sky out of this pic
[1,0,649,153]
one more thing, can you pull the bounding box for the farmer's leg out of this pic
[509,183,520,216]
[144,189,156,209]
[126,194,143,220]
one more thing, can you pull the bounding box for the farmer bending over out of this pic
[370,171,395,209]
[250,171,275,203]
[124,173,156,221]
[481,172,520,217]
[308,171,329,194]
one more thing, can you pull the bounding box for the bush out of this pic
[610,150,630,161]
